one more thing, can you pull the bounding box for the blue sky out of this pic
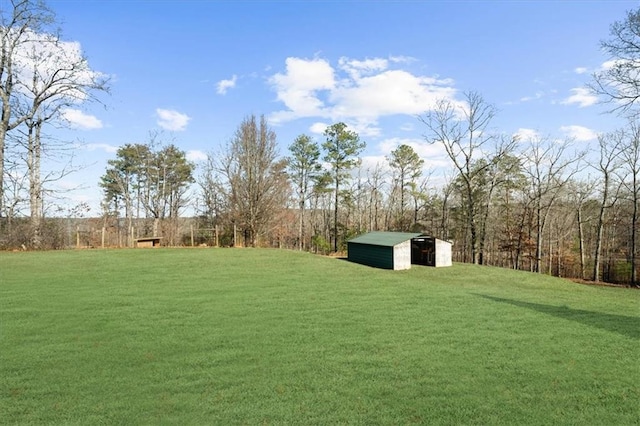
[40,0,638,214]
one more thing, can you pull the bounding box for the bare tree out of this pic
[590,8,640,115]
[591,132,623,282]
[0,1,108,246]
[219,115,289,247]
[619,121,640,287]
[0,0,55,219]
[197,152,226,227]
[520,136,585,273]
[569,178,597,280]
[420,91,514,264]
[364,163,386,232]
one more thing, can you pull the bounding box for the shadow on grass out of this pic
[475,294,640,340]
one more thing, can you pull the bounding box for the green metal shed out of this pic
[347,232,422,270]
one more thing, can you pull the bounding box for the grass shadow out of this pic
[475,294,640,340]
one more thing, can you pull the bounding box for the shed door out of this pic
[411,238,435,266]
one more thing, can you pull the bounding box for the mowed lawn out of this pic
[1,249,638,425]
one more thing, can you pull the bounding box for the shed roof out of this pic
[348,232,423,247]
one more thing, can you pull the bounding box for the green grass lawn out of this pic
[1,248,638,425]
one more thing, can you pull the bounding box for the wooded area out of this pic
[1,1,639,286]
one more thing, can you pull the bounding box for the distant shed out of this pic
[135,237,162,248]
[347,232,422,270]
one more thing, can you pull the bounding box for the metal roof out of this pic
[348,232,423,247]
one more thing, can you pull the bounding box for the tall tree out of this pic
[619,121,640,287]
[197,152,226,228]
[219,115,289,247]
[17,28,107,245]
[387,144,423,230]
[1,1,108,245]
[569,179,597,281]
[591,132,623,282]
[591,8,640,114]
[287,134,321,250]
[363,163,386,232]
[0,0,54,220]
[141,141,194,239]
[476,151,523,266]
[322,122,365,252]
[420,91,514,264]
[100,143,151,246]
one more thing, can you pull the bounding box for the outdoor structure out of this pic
[411,236,453,267]
[347,232,422,270]
[135,237,162,248]
[347,232,452,270]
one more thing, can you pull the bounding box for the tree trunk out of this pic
[333,173,339,253]
[298,198,304,251]
[631,180,638,287]
[593,202,606,282]
[577,206,586,280]
[28,121,43,248]
[535,200,543,273]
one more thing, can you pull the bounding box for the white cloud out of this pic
[561,87,598,108]
[574,67,589,74]
[331,69,455,117]
[269,57,336,123]
[338,56,389,80]
[61,108,103,129]
[389,55,417,64]
[84,143,118,153]
[309,122,329,134]
[186,150,208,162]
[519,92,543,102]
[156,108,191,131]
[268,56,458,136]
[216,75,237,95]
[559,125,598,142]
[514,128,540,141]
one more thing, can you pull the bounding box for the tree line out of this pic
[185,96,637,287]
[1,1,639,286]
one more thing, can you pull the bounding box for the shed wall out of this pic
[347,242,394,269]
[393,240,412,270]
[435,239,452,267]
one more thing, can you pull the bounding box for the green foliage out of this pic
[1,249,638,424]
[311,234,331,254]
[287,134,322,195]
[387,144,424,229]
[322,122,366,176]
[388,144,423,184]
[100,141,194,219]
